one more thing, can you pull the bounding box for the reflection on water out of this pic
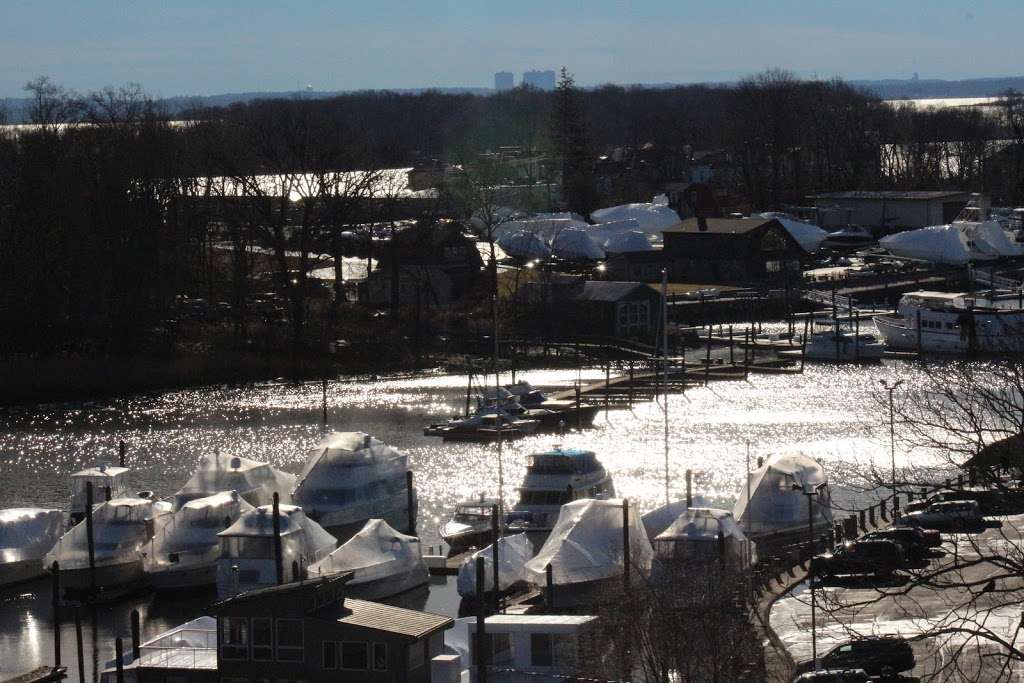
[0,359,962,676]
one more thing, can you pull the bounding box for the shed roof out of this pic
[338,599,453,639]
[813,190,970,201]
[570,281,658,302]
[662,217,772,235]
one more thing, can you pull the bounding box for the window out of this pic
[373,643,388,671]
[492,633,512,666]
[221,618,249,660]
[275,619,303,662]
[531,633,553,666]
[322,641,337,670]
[251,619,273,661]
[341,642,368,670]
[408,640,425,670]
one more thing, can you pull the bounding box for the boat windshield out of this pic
[527,452,599,474]
[455,506,493,520]
[221,536,276,559]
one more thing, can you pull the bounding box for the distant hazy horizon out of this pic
[2,1,1022,99]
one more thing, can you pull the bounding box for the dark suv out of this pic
[860,526,937,562]
[905,487,1024,516]
[792,637,916,677]
[811,539,906,578]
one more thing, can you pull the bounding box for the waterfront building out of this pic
[812,190,977,232]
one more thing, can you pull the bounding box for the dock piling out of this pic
[272,492,283,586]
[114,637,124,683]
[321,379,328,426]
[545,564,554,611]
[51,562,61,667]
[622,499,630,590]
[85,483,96,597]
[406,471,416,534]
[475,556,487,683]
[74,609,84,683]
[685,470,692,508]
[130,610,140,662]
[491,504,500,613]
[118,440,126,468]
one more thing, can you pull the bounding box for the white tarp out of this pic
[0,509,64,565]
[760,212,828,252]
[604,230,655,253]
[641,497,707,541]
[46,498,169,570]
[173,453,296,510]
[496,218,591,244]
[534,211,587,223]
[456,533,533,596]
[586,218,641,247]
[69,465,130,515]
[144,492,254,573]
[310,519,426,589]
[497,230,552,260]
[218,504,337,559]
[654,507,758,569]
[733,454,832,534]
[551,227,605,260]
[524,499,654,586]
[961,221,1023,258]
[590,202,680,237]
[880,225,972,264]
[470,206,526,236]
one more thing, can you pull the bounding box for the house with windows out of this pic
[211,575,453,683]
[517,280,663,341]
[461,615,599,682]
[661,217,805,284]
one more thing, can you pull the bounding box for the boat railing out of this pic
[139,628,217,669]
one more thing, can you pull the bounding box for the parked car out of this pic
[860,526,937,562]
[792,637,915,677]
[791,670,869,683]
[811,539,907,579]
[905,487,1024,516]
[898,499,987,532]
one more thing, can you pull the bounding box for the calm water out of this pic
[0,359,957,678]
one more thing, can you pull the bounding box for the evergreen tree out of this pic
[549,67,599,216]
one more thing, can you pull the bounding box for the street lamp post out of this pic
[880,379,904,510]
[794,481,826,670]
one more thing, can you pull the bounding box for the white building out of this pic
[494,72,514,91]
[522,70,556,91]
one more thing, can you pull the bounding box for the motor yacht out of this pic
[144,491,254,591]
[423,404,539,442]
[0,509,64,587]
[309,519,428,600]
[874,290,1024,353]
[439,497,501,556]
[69,464,131,524]
[781,329,885,361]
[820,225,876,252]
[292,432,416,543]
[173,452,296,510]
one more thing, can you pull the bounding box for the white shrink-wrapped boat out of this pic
[603,230,655,254]
[0,509,65,587]
[590,201,680,239]
[733,454,832,537]
[652,507,757,575]
[524,499,653,606]
[69,464,131,524]
[550,227,605,261]
[292,432,416,542]
[456,532,533,598]
[760,212,828,252]
[216,504,336,598]
[309,519,428,600]
[45,497,171,596]
[173,453,297,510]
[497,230,552,260]
[880,225,972,264]
[144,491,254,591]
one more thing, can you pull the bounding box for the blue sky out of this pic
[2,1,1021,98]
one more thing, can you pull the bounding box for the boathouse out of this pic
[812,190,976,232]
[661,216,804,284]
[519,280,664,341]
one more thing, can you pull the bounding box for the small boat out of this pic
[173,452,297,510]
[652,507,757,579]
[45,497,172,596]
[874,290,1024,353]
[781,329,885,361]
[439,497,501,556]
[495,384,601,432]
[69,464,131,524]
[820,225,876,252]
[734,453,833,539]
[292,432,417,542]
[215,504,337,598]
[144,491,254,591]
[309,519,428,600]
[423,405,539,442]
[0,509,65,587]
[505,447,615,549]
[456,532,533,599]
[523,498,654,607]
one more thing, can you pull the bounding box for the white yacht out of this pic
[504,447,615,546]
[820,225,875,252]
[69,464,131,524]
[215,504,336,599]
[45,497,172,596]
[173,452,297,510]
[424,403,539,441]
[309,519,428,600]
[144,491,254,591]
[781,329,885,361]
[292,432,416,542]
[0,509,65,587]
[439,497,501,556]
[874,290,1024,353]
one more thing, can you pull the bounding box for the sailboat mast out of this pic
[662,269,670,507]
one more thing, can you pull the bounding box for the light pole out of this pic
[794,481,827,670]
[880,379,904,510]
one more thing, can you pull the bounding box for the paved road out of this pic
[770,514,1024,681]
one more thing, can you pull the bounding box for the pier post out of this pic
[685,470,692,508]
[628,364,634,406]
[130,609,140,662]
[957,474,964,489]
[85,482,96,597]
[115,637,124,683]
[622,499,630,591]
[406,471,416,534]
[475,556,488,683]
[118,440,126,468]
[729,325,735,365]
[104,486,111,502]
[604,360,610,410]
[704,326,712,386]
[272,492,283,586]
[717,530,726,568]
[74,609,84,683]
[51,562,61,667]
[491,504,500,613]
[322,379,328,427]
[545,564,554,611]
[868,505,876,528]
[575,384,582,430]
[854,311,860,361]
[292,560,300,582]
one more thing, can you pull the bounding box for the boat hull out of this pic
[148,563,217,592]
[59,559,145,596]
[343,567,429,601]
[440,527,496,557]
[874,313,1024,353]
[0,558,46,588]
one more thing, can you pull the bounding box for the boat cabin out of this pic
[69,464,130,520]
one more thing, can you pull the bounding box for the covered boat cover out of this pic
[551,227,605,260]
[760,212,828,252]
[654,507,757,569]
[144,492,254,572]
[590,201,680,237]
[733,454,832,534]
[880,225,971,264]
[456,532,533,597]
[603,230,655,253]
[497,230,552,260]
[218,504,337,559]
[495,218,589,244]
[524,499,654,586]
[640,497,708,540]
[0,509,64,565]
[70,465,130,514]
[310,519,427,588]
[173,452,296,510]
[46,498,169,570]
[960,221,1022,258]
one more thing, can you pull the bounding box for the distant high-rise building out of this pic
[494,71,514,91]
[522,70,556,91]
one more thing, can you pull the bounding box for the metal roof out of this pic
[338,599,453,639]
[570,281,656,302]
[813,190,970,201]
[662,217,772,235]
